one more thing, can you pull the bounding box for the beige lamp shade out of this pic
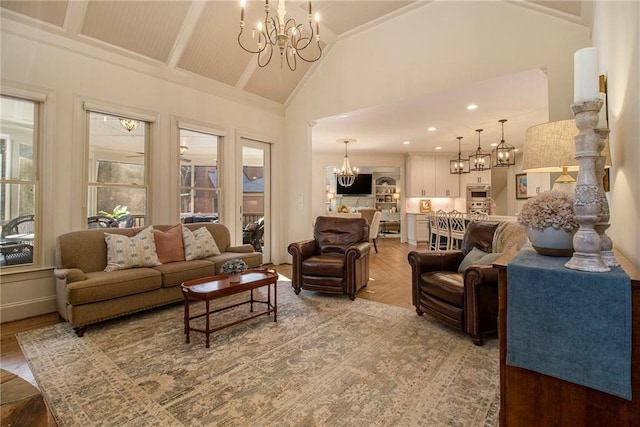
[523,119,611,172]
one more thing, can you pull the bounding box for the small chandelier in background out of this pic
[238,0,322,71]
[492,119,516,167]
[334,139,359,187]
[179,144,189,156]
[469,128,492,171]
[119,118,139,132]
[450,136,470,174]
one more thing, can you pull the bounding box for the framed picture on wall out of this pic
[419,199,432,212]
[516,174,528,199]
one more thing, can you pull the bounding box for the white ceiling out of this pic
[1,0,588,156]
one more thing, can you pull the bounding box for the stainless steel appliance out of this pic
[466,184,492,215]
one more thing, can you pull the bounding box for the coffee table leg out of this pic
[205,299,211,349]
[273,282,277,322]
[250,289,254,312]
[184,298,190,344]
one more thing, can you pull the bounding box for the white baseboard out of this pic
[0,296,58,323]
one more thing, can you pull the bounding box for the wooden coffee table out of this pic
[181,268,278,348]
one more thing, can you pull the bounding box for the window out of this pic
[179,128,220,223]
[0,95,39,268]
[87,111,148,228]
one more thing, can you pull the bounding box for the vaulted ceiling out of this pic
[1,0,589,153]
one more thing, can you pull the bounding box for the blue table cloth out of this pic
[506,246,632,400]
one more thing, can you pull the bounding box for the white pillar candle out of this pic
[574,47,599,103]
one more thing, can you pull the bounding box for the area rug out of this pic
[18,279,499,426]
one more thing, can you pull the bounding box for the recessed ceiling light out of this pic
[403,141,410,145]
[428,127,436,132]
[466,104,478,110]
[491,143,498,147]
[435,146,442,150]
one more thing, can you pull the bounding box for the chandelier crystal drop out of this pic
[238,0,322,71]
[469,128,492,171]
[492,119,516,167]
[450,136,470,175]
[119,118,139,132]
[334,139,359,187]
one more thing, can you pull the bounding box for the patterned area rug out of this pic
[18,279,499,426]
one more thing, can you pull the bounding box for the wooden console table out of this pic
[495,249,640,426]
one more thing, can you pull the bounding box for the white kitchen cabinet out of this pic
[526,172,551,197]
[434,156,460,197]
[406,155,435,197]
[406,213,428,245]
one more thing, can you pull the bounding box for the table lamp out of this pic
[523,119,611,194]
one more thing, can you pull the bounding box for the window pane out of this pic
[0,97,35,181]
[179,128,219,222]
[87,111,147,228]
[1,95,37,268]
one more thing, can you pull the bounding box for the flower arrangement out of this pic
[518,190,578,232]
[221,258,248,275]
[337,204,350,213]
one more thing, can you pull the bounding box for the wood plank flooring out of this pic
[0,237,425,426]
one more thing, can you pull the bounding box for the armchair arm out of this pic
[287,240,317,290]
[344,241,370,261]
[463,265,499,345]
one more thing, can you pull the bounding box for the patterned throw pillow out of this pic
[104,226,161,272]
[153,224,185,264]
[182,226,221,261]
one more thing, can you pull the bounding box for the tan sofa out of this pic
[54,223,263,336]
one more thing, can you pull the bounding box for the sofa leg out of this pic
[472,335,484,346]
[416,308,424,316]
[293,288,301,295]
[349,294,356,301]
[74,326,86,337]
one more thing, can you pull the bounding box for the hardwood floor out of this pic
[0,237,425,425]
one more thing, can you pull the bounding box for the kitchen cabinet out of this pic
[434,156,460,197]
[406,213,428,245]
[526,172,551,196]
[406,155,435,197]
[406,155,459,197]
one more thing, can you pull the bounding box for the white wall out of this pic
[592,1,640,267]
[286,1,591,248]
[0,27,285,322]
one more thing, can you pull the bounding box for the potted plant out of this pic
[99,205,130,220]
[337,204,350,213]
[518,190,579,256]
[221,259,248,282]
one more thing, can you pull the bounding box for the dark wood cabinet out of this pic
[495,249,640,426]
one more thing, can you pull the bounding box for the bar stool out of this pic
[448,210,466,250]
[427,212,438,251]
[435,210,450,250]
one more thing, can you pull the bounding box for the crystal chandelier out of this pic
[450,136,470,174]
[492,119,516,167]
[119,118,139,132]
[238,0,322,71]
[334,139,359,187]
[469,129,492,171]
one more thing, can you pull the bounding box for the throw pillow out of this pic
[458,247,488,273]
[104,226,161,272]
[153,224,185,264]
[182,226,221,261]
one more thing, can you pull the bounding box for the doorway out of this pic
[239,138,270,263]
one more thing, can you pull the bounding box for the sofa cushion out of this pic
[182,226,221,260]
[153,224,185,263]
[203,251,263,274]
[104,226,161,272]
[152,260,215,288]
[67,268,162,305]
[420,272,464,306]
[301,253,344,277]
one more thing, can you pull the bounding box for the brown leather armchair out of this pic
[408,221,504,345]
[288,216,370,300]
